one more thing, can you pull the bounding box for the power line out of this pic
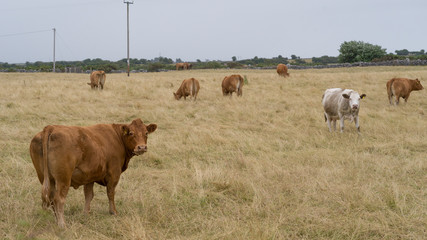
[0,29,52,38]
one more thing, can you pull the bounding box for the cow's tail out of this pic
[41,126,54,208]
[322,94,327,121]
[387,78,395,97]
[237,76,244,95]
[191,78,196,97]
[387,78,396,104]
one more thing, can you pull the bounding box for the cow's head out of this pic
[342,91,366,111]
[121,119,157,156]
[413,78,424,90]
[173,92,181,100]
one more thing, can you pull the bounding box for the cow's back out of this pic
[222,75,243,90]
[322,88,343,118]
[390,78,414,97]
[277,64,289,77]
[30,124,125,187]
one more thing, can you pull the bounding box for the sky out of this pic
[1,0,426,63]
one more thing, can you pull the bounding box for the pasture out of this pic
[0,67,426,239]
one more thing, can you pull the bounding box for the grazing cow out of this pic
[176,62,192,70]
[173,78,200,100]
[222,75,244,97]
[184,63,192,70]
[87,70,106,90]
[276,64,290,77]
[322,88,366,133]
[176,63,185,70]
[29,119,157,228]
[386,78,424,105]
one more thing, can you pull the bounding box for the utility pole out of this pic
[124,0,133,77]
[53,28,56,73]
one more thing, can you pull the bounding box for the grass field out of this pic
[0,67,426,239]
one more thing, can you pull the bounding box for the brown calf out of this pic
[386,78,424,105]
[222,75,244,97]
[88,70,106,90]
[173,78,200,100]
[276,64,290,77]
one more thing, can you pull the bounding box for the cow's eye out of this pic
[145,132,148,136]
[129,131,134,136]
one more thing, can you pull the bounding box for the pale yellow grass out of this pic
[0,67,426,239]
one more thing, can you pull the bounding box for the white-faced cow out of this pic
[322,88,366,133]
[29,119,157,228]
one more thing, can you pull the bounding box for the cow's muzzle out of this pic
[352,105,359,110]
[133,145,147,155]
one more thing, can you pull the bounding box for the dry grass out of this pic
[0,67,426,239]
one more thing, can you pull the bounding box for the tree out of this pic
[312,55,339,65]
[338,41,386,63]
[291,54,299,60]
[395,49,409,56]
[232,56,237,62]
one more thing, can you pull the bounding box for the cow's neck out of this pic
[113,124,135,172]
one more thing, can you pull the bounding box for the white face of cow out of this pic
[342,91,366,111]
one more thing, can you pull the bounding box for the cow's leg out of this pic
[106,181,119,215]
[84,182,94,214]
[325,113,332,132]
[395,96,400,105]
[404,93,410,103]
[100,78,105,90]
[354,116,360,133]
[332,119,337,132]
[388,93,393,105]
[339,115,345,133]
[53,182,70,228]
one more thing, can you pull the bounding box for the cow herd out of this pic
[322,76,423,133]
[30,65,424,228]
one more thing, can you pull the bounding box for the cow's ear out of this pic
[121,125,130,135]
[360,94,366,99]
[342,93,350,99]
[146,124,157,134]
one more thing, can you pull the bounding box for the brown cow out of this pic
[29,119,157,228]
[174,78,200,100]
[87,70,106,90]
[276,64,290,77]
[176,63,185,70]
[176,62,192,70]
[386,78,424,105]
[222,75,244,97]
[184,63,192,70]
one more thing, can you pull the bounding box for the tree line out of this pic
[1,41,426,72]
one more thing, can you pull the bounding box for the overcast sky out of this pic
[1,0,426,63]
